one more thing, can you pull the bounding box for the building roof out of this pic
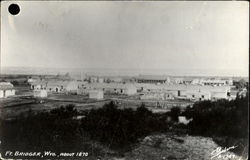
[89,90,104,94]
[31,80,82,89]
[134,83,231,92]
[30,80,47,86]
[46,80,70,88]
[0,82,14,90]
[201,79,227,83]
[84,83,137,90]
[135,75,170,81]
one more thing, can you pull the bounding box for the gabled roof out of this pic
[134,83,231,92]
[201,79,227,83]
[30,80,47,86]
[135,75,170,81]
[84,83,137,90]
[31,80,81,89]
[46,80,70,88]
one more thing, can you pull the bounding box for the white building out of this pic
[0,82,15,98]
[46,81,70,93]
[140,92,175,100]
[34,90,48,98]
[173,78,184,84]
[65,81,85,93]
[98,77,104,83]
[210,91,229,100]
[31,80,85,94]
[191,79,203,85]
[200,79,227,86]
[89,76,98,83]
[30,80,47,90]
[78,83,137,95]
[135,83,231,101]
[185,90,211,101]
[224,79,233,86]
[135,75,171,84]
[89,90,104,100]
[27,78,37,84]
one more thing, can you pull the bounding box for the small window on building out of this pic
[192,95,195,98]
[178,90,181,96]
[201,95,204,98]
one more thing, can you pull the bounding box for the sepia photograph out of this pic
[0,1,249,159]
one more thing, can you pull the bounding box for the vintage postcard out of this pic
[0,1,249,160]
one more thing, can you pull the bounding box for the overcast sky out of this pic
[1,1,249,76]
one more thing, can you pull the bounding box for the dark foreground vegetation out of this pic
[0,102,175,158]
[182,93,249,156]
[81,102,170,149]
[0,93,248,158]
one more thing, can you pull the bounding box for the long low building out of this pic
[135,75,171,84]
[135,83,232,101]
[30,80,86,94]
[140,91,175,100]
[191,78,233,86]
[77,83,137,95]
[89,90,104,99]
[34,90,48,98]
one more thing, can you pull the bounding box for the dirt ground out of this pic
[102,134,243,160]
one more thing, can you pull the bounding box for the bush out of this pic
[81,101,169,148]
[0,104,82,153]
[0,102,171,153]
[182,93,248,138]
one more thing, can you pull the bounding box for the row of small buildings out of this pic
[76,82,235,101]
[135,75,233,86]
[0,75,241,101]
[30,80,84,97]
[73,75,233,86]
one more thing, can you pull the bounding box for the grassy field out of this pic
[1,90,193,119]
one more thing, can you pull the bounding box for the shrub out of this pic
[0,102,171,153]
[182,93,248,138]
[0,104,82,153]
[81,101,169,148]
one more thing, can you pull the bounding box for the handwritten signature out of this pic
[211,146,238,159]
